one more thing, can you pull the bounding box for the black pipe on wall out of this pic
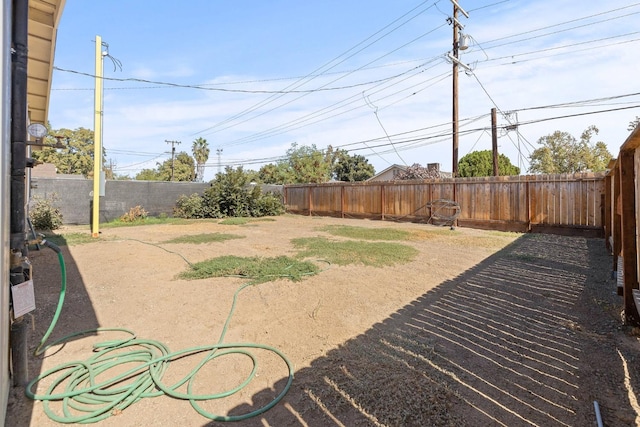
[9,0,29,387]
[10,0,26,253]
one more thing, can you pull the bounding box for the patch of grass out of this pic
[178,255,319,283]
[404,227,457,240]
[101,216,204,228]
[318,225,413,241]
[38,232,101,247]
[218,217,251,225]
[161,233,244,244]
[292,237,418,267]
[218,217,277,226]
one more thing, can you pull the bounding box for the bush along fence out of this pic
[284,173,606,235]
[29,178,286,225]
[605,125,640,325]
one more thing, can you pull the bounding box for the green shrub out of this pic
[176,167,284,219]
[29,194,63,231]
[120,205,148,222]
[174,193,205,219]
[254,192,285,216]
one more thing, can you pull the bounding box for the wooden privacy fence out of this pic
[284,173,606,234]
[604,125,640,325]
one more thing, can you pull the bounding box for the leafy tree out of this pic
[258,162,294,184]
[192,137,210,182]
[135,168,162,181]
[394,163,443,180]
[528,126,612,174]
[159,152,196,181]
[135,151,196,181]
[111,173,132,181]
[258,143,335,184]
[333,151,375,182]
[458,150,520,177]
[286,142,334,183]
[32,126,101,177]
[629,116,640,132]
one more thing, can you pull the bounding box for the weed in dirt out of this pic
[218,217,277,225]
[178,255,319,282]
[101,217,212,228]
[38,232,103,247]
[218,217,251,225]
[292,237,418,266]
[318,225,413,241]
[161,233,245,244]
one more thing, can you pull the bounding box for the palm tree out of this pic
[191,137,210,182]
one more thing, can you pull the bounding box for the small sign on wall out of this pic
[11,279,36,318]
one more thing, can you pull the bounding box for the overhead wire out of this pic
[198,23,449,142]
[205,1,640,152]
[479,2,640,47]
[52,66,410,94]
[55,2,640,155]
[212,59,449,149]
[191,0,441,136]
[364,93,407,165]
[53,2,640,175]
[479,10,640,50]
[197,101,640,169]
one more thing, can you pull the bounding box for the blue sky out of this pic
[48,0,640,181]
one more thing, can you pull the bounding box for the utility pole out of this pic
[491,107,499,176]
[92,35,105,238]
[450,0,469,177]
[165,140,181,181]
[216,148,223,175]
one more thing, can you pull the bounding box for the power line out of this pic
[51,58,431,91]
[52,66,411,94]
[478,2,640,47]
[190,1,445,137]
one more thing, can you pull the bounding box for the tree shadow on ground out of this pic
[6,241,100,427]
[205,234,639,426]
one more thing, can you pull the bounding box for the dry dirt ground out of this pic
[6,214,640,426]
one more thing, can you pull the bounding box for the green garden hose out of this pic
[27,241,296,423]
[33,239,66,357]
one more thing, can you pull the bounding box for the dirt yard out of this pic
[6,214,640,426]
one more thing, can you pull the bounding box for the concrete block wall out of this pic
[30,177,210,225]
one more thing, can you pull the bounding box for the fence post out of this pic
[613,166,622,283]
[341,185,345,219]
[619,150,639,325]
[381,184,385,221]
[526,179,531,231]
[604,173,612,252]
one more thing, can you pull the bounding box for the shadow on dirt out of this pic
[205,234,639,426]
[6,239,100,427]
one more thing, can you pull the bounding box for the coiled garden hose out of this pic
[26,240,297,423]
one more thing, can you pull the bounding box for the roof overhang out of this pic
[27,0,66,126]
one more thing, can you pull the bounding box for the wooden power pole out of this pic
[450,0,469,177]
[165,140,181,181]
[452,5,459,177]
[491,107,499,176]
